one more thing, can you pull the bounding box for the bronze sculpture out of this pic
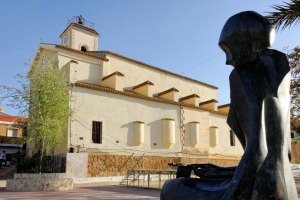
[161,11,298,200]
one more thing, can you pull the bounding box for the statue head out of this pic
[219,11,275,67]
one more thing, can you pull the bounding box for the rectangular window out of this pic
[230,130,235,146]
[291,132,295,139]
[7,129,18,137]
[92,121,102,144]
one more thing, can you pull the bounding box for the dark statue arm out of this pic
[193,164,236,179]
[172,163,236,179]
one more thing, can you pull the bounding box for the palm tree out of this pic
[267,0,300,30]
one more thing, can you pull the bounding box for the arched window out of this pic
[81,46,87,52]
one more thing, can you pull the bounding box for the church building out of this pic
[30,16,243,178]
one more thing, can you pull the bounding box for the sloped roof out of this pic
[88,51,218,90]
[0,115,27,123]
[38,44,109,61]
[60,23,100,37]
[37,44,218,90]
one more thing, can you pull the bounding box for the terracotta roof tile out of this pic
[0,115,27,123]
[133,81,154,90]
[218,104,230,109]
[199,99,218,106]
[158,87,179,96]
[102,71,124,81]
[179,94,200,102]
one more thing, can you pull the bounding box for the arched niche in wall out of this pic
[209,126,218,147]
[162,118,175,148]
[134,121,145,146]
[190,121,200,147]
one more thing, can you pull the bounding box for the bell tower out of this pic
[60,15,100,52]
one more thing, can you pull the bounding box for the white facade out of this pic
[31,18,244,160]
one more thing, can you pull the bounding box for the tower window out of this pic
[230,130,235,146]
[81,46,87,52]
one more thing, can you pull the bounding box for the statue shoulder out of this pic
[258,49,290,72]
[259,49,288,62]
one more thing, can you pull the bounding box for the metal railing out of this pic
[119,153,134,171]
[67,15,94,29]
[131,153,145,170]
[17,154,66,173]
[51,156,66,173]
[126,169,177,189]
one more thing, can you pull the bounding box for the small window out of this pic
[81,46,87,52]
[291,132,295,139]
[7,129,18,137]
[230,130,235,146]
[92,121,102,144]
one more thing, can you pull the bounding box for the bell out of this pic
[78,15,83,24]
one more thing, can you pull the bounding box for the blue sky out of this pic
[1,0,299,115]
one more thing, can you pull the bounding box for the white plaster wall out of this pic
[180,107,210,153]
[69,87,182,156]
[60,62,71,82]
[71,28,98,51]
[35,45,237,158]
[57,54,103,84]
[38,45,217,104]
[36,45,104,85]
[61,30,71,47]
[34,49,57,68]
[208,113,244,156]
[68,86,236,157]
[105,55,217,103]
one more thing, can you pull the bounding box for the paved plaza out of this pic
[0,181,300,200]
[0,183,160,200]
[0,166,300,200]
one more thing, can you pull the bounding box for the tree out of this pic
[287,46,300,118]
[0,61,71,158]
[267,0,300,30]
[28,62,71,156]
[0,73,30,117]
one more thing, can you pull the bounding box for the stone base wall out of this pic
[66,153,88,178]
[6,173,73,191]
[88,154,240,177]
[291,142,300,163]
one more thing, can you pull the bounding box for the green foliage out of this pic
[28,62,71,155]
[0,60,72,158]
[287,46,300,118]
[267,0,300,30]
[0,73,30,117]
